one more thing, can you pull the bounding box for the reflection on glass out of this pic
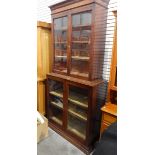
[80,30,91,41]
[50,107,63,125]
[69,86,88,105]
[62,16,67,27]
[72,12,91,27]
[81,12,91,25]
[48,80,63,125]
[72,14,80,27]
[71,60,89,77]
[67,114,86,140]
[68,102,87,121]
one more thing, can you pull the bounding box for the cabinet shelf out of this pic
[50,116,62,125]
[54,69,67,73]
[72,41,90,44]
[70,71,88,78]
[55,56,67,58]
[50,101,63,110]
[68,119,86,140]
[68,91,88,108]
[55,41,67,44]
[71,56,89,61]
[72,25,91,30]
[68,109,87,122]
[68,98,88,109]
[49,89,63,98]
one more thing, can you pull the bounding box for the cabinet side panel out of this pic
[92,82,107,138]
[92,4,108,79]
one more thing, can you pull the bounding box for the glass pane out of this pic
[54,18,62,29]
[54,16,68,73]
[62,16,67,28]
[71,12,92,78]
[81,12,91,25]
[67,86,88,140]
[48,80,63,126]
[71,60,89,77]
[72,31,80,41]
[68,114,86,140]
[72,14,80,27]
[80,30,91,42]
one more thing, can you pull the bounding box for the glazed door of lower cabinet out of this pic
[47,78,64,128]
[66,83,90,141]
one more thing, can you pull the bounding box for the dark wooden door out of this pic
[65,81,90,143]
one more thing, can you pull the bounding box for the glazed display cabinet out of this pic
[46,73,105,154]
[47,0,110,154]
[50,0,109,80]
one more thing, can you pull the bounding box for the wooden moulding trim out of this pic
[47,73,104,87]
[37,21,51,29]
[49,0,108,15]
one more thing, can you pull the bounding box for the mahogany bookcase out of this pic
[46,0,110,154]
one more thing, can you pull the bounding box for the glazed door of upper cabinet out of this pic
[53,14,69,74]
[70,11,92,79]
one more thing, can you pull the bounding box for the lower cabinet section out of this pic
[46,73,104,154]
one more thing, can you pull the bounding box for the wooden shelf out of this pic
[72,25,91,30]
[68,120,86,140]
[68,91,88,109]
[49,89,63,98]
[72,41,90,44]
[54,69,67,73]
[55,41,67,44]
[50,116,62,125]
[72,49,89,52]
[68,98,88,109]
[55,55,67,58]
[70,71,89,78]
[68,109,87,122]
[50,101,63,109]
[71,56,89,61]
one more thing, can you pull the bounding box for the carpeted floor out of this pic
[37,128,86,155]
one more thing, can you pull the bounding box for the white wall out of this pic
[37,0,117,82]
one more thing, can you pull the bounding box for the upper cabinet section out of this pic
[49,0,110,81]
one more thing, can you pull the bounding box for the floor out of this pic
[37,128,86,155]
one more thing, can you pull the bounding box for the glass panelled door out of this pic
[67,85,89,140]
[54,16,68,73]
[71,12,92,78]
[48,79,64,126]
